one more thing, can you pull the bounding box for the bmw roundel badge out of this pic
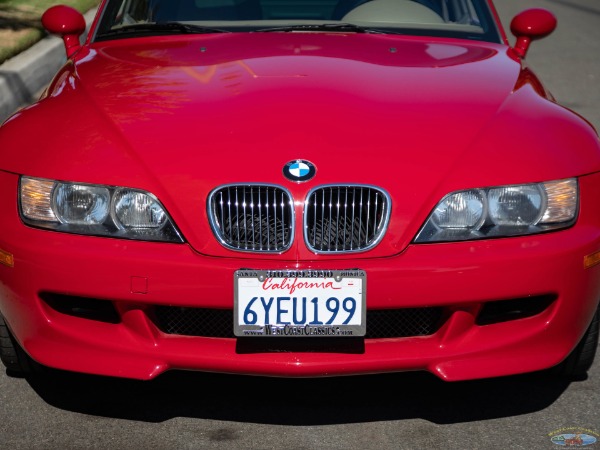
[283,160,316,183]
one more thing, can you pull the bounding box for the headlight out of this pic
[19,176,183,242]
[415,179,578,243]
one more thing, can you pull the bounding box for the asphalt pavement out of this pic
[1,1,599,449]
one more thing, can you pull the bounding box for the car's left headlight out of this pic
[19,176,183,242]
[415,179,578,243]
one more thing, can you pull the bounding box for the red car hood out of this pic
[3,33,598,258]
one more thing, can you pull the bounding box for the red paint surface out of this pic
[41,5,86,57]
[510,8,557,58]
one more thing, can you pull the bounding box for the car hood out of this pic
[3,33,599,259]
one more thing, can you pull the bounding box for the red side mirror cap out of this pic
[510,8,557,58]
[42,5,86,58]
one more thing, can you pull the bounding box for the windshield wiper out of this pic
[98,22,230,39]
[255,23,388,34]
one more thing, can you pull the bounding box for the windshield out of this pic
[95,0,501,42]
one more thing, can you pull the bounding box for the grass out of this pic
[0,0,101,64]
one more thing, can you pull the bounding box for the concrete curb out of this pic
[0,8,97,124]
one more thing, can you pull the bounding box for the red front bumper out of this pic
[1,170,600,381]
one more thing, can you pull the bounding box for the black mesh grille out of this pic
[305,186,390,253]
[155,307,233,338]
[208,185,294,252]
[365,308,444,338]
[154,307,444,339]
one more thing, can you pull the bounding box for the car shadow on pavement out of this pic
[24,368,571,425]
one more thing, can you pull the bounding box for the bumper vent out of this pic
[476,295,556,325]
[305,186,390,253]
[154,306,444,339]
[40,293,120,324]
[208,185,294,252]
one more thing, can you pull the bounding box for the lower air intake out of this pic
[154,306,444,339]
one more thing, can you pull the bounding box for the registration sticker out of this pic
[234,270,366,337]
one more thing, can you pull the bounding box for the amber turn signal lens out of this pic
[0,248,14,268]
[584,251,600,269]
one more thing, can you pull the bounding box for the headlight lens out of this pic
[20,177,183,242]
[431,190,486,230]
[54,184,110,225]
[113,189,168,230]
[415,179,578,243]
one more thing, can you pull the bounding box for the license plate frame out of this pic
[234,269,366,337]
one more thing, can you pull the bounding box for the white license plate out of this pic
[234,270,366,337]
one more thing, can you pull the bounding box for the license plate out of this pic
[234,270,366,337]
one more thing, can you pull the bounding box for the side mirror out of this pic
[510,8,557,58]
[41,5,86,58]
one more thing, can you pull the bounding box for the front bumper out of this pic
[1,170,600,381]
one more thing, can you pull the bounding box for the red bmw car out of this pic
[0,0,599,381]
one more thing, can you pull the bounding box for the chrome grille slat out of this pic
[258,186,263,250]
[366,189,371,242]
[249,186,254,249]
[237,187,241,246]
[264,186,269,250]
[280,189,286,250]
[328,187,333,252]
[313,189,318,251]
[344,185,356,251]
[335,188,340,251]
[305,185,390,253]
[320,189,325,251]
[243,186,248,250]
[343,188,349,251]
[209,185,294,252]
[358,187,363,247]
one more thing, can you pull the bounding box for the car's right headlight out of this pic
[415,179,578,243]
[19,176,183,242]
